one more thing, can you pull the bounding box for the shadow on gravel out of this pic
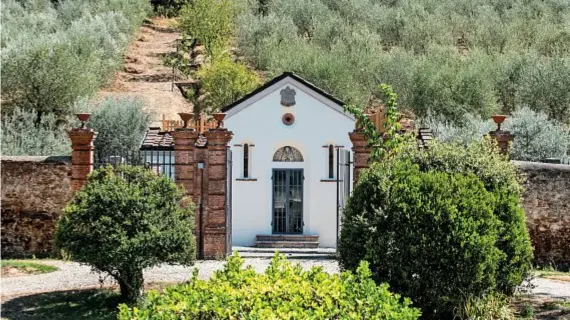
[1,289,119,320]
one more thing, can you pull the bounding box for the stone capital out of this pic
[204,129,233,147]
[172,129,200,149]
[68,129,97,149]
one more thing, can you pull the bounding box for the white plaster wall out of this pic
[225,79,355,248]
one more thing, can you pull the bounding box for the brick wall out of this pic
[1,156,72,258]
[515,161,570,269]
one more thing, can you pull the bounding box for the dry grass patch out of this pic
[1,260,58,277]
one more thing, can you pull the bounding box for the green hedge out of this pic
[339,140,533,319]
[118,253,421,319]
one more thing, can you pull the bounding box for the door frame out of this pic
[271,168,304,234]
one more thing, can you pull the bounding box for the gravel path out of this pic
[0,259,339,297]
[1,259,568,300]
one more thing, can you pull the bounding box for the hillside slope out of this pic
[98,18,191,127]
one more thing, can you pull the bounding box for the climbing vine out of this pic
[344,84,410,162]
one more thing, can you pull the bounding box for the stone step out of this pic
[233,246,335,254]
[256,234,319,242]
[256,241,319,249]
[236,251,335,259]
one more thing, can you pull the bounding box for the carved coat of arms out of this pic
[280,86,296,107]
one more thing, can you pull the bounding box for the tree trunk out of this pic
[118,268,144,304]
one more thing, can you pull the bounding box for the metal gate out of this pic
[94,148,175,179]
[272,169,304,234]
[225,149,233,256]
[336,148,351,247]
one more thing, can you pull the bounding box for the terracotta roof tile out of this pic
[140,128,208,150]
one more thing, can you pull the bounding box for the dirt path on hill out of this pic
[97,17,192,127]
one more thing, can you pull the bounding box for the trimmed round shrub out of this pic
[55,165,195,303]
[397,139,533,294]
[118,253,421,319]
[340,161,502,318]
[339,139,533,318]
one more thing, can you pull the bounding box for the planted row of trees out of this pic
[1,0,152,156]
[232,0,570,124]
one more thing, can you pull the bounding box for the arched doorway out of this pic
[272,146,304,234]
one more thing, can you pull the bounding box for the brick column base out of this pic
[68,129,97,192]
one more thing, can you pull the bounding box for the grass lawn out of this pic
[1,260,58,277]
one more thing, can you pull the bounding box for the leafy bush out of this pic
[232,0,570,123]
[339,161,503,318]
[196,54,260,113]
[1,108,72,156]
[396,140,533,295]
[339,138,533,318]
[419,107,570,162]
[179,0,234,56]
[418,112,495,146]
[55,165,195,303]
[80,97,152,159]
[118,253,421,319]
[1,0,151,118]
[504,107,570,162]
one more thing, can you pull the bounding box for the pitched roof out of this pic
[140,127,208,150]
[221,72,346,113]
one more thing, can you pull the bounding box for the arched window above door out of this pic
[273,146,304,162]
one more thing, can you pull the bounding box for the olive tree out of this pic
[55,165,196,303]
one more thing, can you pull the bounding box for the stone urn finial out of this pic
[491,115,507,131]
[76,113,91,129]
[178,112,193,128]
[212,112,226,129]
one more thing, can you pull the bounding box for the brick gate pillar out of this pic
[202,115,233,259]
[68,124,97,192]
[349,129,372,185]
[172,128,200,195]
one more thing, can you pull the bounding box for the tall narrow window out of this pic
[328,145,334,179]
[243,144,249,178]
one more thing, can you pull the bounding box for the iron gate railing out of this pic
[336,148,351,248]
[94,149,175,180]
[225,148,233,256]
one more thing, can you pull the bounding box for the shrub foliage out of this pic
[419,106,570,162]
[81,96,152,159]
[1,108,72,156]
[55,165,195,303]
[339,139,533,318]
[196,54,260,113]
[118,253,421,319]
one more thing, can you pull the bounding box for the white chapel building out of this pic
[222,72,356,248]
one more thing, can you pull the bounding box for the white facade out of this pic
[225,74,355,248]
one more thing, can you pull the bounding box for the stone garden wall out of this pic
[514,161,570,269]
[1,156,72,258]
[1,155,569,266]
